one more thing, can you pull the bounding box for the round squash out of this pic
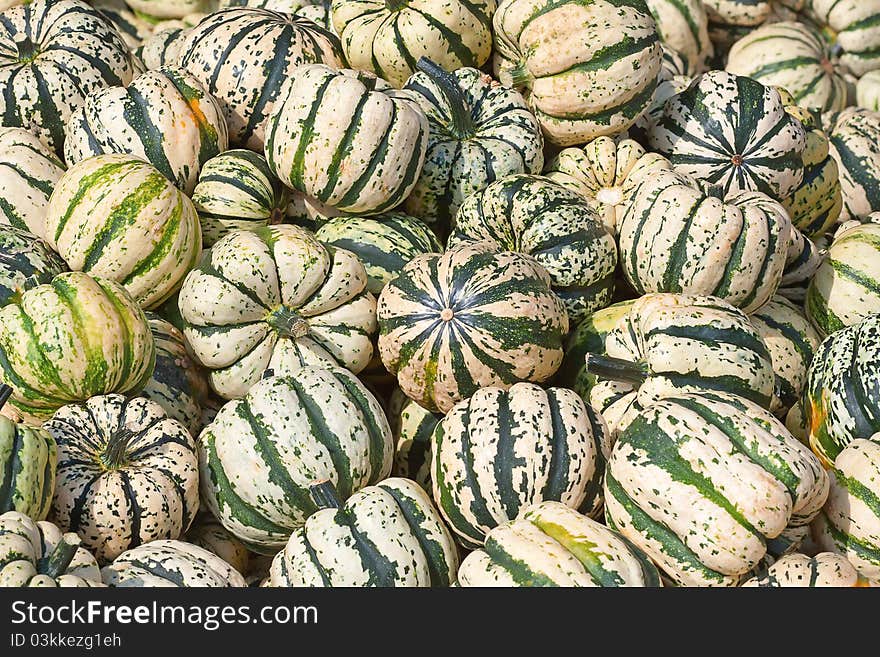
[0,272,155,421]
[46,394,200,563]
[742,551,869,587]
[825,107,880,222]
[857,70,880,111]
[377,241,568,413]
[806,0,880,76]
[456,501,661,587]
[0,128,65,235]
[267,477,458,587]
[102,539,246,587]
[389,387,439,492]
[0,225,67,308]
[179,224,377,400]
[184,511,250,575]
[644,0,712,74]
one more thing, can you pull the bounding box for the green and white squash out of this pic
[184,511,250,575]
[628,69,693,146]
[825,107,880,222]
[126,0,206,20]
[402,60,543,229]
[0,272,155,421]
[265,64,428,216]
[0,128,65,235]
[777,228,824,303]
[0,226,67,307]
[742,551,869,587]
[191,149,287,247]
[135,27,192,70]
[649,70,806,201]
[332,0,495,88]
[703,0,771,27]
[812,438,880,583]
[802,314,880,467]
[0,0,137,155]
[102,539,246,587]
[432,382,608,548]
[0,511,102,587]
[545,137,672,236]
[179,8,345,149]
[94,3,154,50]
[46,394,200,563]
[44,154,202,309]
[296,1,334,30]
[449,174,617,324]
[63,67,228,195]
[199,368,393,552]
[805,0,880,76]
[267,478,458,587]
[618,169,792,313]
[644,0,712,73]
[179,225,376,399]
[377,241,568,413]
[857,70,880,111]
[605,391,829,587]
[492,0,662,146]
[389,387,440,492]
[456,501,661,587]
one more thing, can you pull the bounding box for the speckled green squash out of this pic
[126,0,205,20]
[135,26,192,70]
[777,228,824,304]
[0,226,67,308]
[450,174,617,324]
[742,551,868,587]
[199,367,393,552]
[0,272,156,421]
[267,478,458,587]
[806,0,880,76]
[179,224,377,400]
[184,512,250,575]
[102,540,246,587]
[457,501,661,587]
[46,394,200,563]
[605,391,829,587]
[703,0,771,27]
[95,3,155,50]
[0,128,66,235]
[377,241,569,414]
[825,107,880,222]
[388,387,440,492]
[644,0,712,73]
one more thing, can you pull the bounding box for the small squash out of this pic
[0,226,67,308]
[825,107,880,221]
[388,387,440,492]
[184,512,250,575]
[0,128,65,235]
[742,552,869,587]
[102,540,246,587]
[644,0,712,74]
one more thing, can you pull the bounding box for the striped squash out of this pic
[492,0,662,146]
[267,478,458,587]
[135,27,192,70]
[102,540,246,587]
[703,0,771,26]
[315,213,441,296]
[457,501,661,587]
[191,149,287,247]
[742,552,869,587]
[805,0,880,76]
[389,387,440,492]
[199,368,393,552]
[179,225,376,400]
[46,394,200,563]
[0,272,155,421]
[332,0,495,88]
[726,21,849,113]
[219,0,306,9]
[377,241,568,414]
[0,512,103,587]
[649,70,806,202]
[0,226,67,307]
[806,221,880,336]
[63,67,228,195]
[0,128,65,235]
[402,60,543,230]
[628,70,693,146]
[618,169,792,313]
[184,512,250,575]
[644,0,712,73]
[179,8,345,150]
[449,174,617,324]
[857,70,880,111]
[126,0,205,19]
[44,154,202,309]
[803,315,880,467]
[94,3,154,50]
[605,391,829,587]
[777,228,824,303]
[749,295,821,416]
[141,313,208,437]
[432,383,608,548]
[585,293,777,436]
[545,137,672,236]
[812,438,880,583]
[297,1,334,31]
[265,64,428,216]
[825,107,880,222]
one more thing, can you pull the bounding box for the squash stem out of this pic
[266,307,310,339]
[40,535,80,579]
[416,57,475,140]
[102,428,135,470]
[507,61,533,89]
[0,384,12,411]
[310,480,342,510]
[584,353,647,386]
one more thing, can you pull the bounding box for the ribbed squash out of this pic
[126,0,205,19]
[136,26,192,70]
[703,0,771,28]
[266,64,428,217]
[331,0,496,88]
[618,169,791,313]
[805,0,880,76]
[0,226,67,307]
[199,368,393,552]
[179,224,376,400]
[184,512,250,575]
[102,540,246,587]
[644,0,711,73]
[377,241,568,414]
[0,0,137,155]
[825,107,880,222]
[267,478,458,587]
[63,67,228,195]
[628,69,693,145]
[46,394,200,563]
[742,551,869,587]
[44,154,202,309]
[389,387,439,492]
[0,272,155,421]
[605,391,829,587]
[402,59,543,229]
[857,70,880,111]
[297,1,334,30]
[492,0,662,146]
[0,511,103,587]
[95,3,154,50]
[449,174,617,324]
[456,501,660,587]
[777,228,824,304]
[0,128,65,235]
[179,8,345,149]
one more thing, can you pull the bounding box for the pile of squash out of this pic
[0,0,879,588]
